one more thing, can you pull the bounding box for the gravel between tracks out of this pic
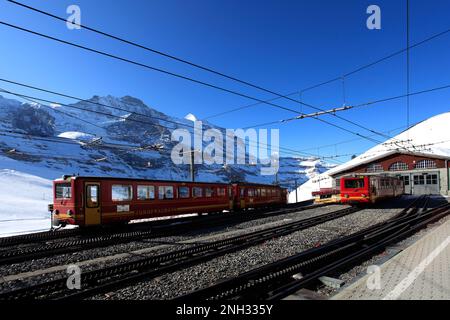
[93,207,401,300]
[0,205,341,292]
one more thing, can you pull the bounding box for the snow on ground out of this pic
[57,131,96,140]
[0,169,53,236]
[289,112,450,203]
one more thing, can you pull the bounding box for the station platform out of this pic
[332,216,450,300]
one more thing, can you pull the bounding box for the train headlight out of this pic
[67,210,73,216]
[344,194,349,198]
[53,210,59,216]
[361,194,366,198]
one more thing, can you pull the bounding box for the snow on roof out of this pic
[327,112,450,176]
[184,113,197,122]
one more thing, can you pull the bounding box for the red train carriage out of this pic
[340,175,404,205]
[232,183,288,211]
[49,176,287,227]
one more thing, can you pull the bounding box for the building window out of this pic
[367,163,383,173]
[158,186,174,199]
[415,160,437,169]
[413,175,425,185]
[426,174,438,185]
[335,179,341,187]
[137,185,155,200]
[389,162,408,171]
[400,176,410,186]
[178,186,190,199]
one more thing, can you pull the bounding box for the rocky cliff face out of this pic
[0,94,333,190]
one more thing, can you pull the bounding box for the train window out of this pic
[178,187,190,198]
[261,189,266,197]
[344,179,365,188]
[193,187,203,198]
[158,186,174,199]
[240,188,245,198]
[229,187,233,198]
[248,189,254,197]
[55,183,72,199]
[86,185,99,208]
[217,188,226,197]
[112,185,133,201]
[205,187,214,198]
[137,185,155,200]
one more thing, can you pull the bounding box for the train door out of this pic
[85,182,101,226]
[240,187,246,209]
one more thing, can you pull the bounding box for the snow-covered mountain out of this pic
[0,94,331,185]
[289,112,450,203]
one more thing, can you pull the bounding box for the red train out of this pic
[49,175,288,227]
[340,175,404,205]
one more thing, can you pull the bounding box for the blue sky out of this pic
[1,0,450,163]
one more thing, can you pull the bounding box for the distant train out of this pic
[312,188,341,204]
[340,175,404,205]
[49,175,288,227]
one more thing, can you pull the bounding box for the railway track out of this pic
[0,202,330,266]
[0,205,360,300]
[0,200,319,248]
[177,197,449,300]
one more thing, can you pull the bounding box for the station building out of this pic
[329,151,450,196]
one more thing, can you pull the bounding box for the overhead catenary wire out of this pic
[0,21,305,116]
[245,82,450,130]
[0,20,404,146]
[8,0,447,142]
[0,78,344,161]
[5,2,444,156]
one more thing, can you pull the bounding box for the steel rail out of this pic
[0,206,359,300]
[177,199,449,300]
[0,201,319,248]
[0,202,327,265]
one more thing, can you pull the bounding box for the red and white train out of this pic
[340,175,404,205]
[49,175,288,227]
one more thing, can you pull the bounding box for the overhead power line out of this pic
[0,21,303,116]
[0,77,338,158]
[7,0,309,106]
[246,82,450,129]
[0,13,400,144]
[0,85,329,160]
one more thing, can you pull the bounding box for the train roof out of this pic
[55,175,285,188]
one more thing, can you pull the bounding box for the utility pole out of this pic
[294,178,298,203]
[190,149,195,182]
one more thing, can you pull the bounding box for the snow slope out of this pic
[289,112,450,203]
[0,169,52,237]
